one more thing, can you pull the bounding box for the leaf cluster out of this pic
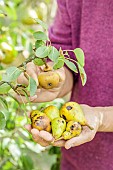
[0,19,87,130]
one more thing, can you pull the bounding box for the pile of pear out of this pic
[30,102,93,141]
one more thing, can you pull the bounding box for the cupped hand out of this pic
[25,124,65,147]
[15,62,65,103]
[65,104,102,149]
[25,105,102,149]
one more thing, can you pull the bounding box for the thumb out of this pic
[55,67,65,82]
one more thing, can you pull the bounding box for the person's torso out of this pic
[61,1,113,170]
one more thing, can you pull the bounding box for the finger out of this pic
[65,131,95,149]
[17,72,28,85]
[55,67,65,82]
[15,94,37,103]
[52,140,65,147]
[31,129,49,147]
[39,130,54,142]
[26,62,40,86]
[24,124,32,132]
[32,89,59,103]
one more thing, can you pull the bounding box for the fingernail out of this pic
[65,145,72,150]
[35,79,39,86]
[30,95,37,101]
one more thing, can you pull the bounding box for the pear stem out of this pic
[54,136,64,142]
[42,58,48,68]
[85,123,94,130]
[42,59,53,72]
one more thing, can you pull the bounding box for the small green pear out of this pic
[51,117,66,139]
[43,105,60,121]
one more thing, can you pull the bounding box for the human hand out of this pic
[25,112,65,147]
[64,104,103,149]
[25,105,102,149]
[15,62,65,103]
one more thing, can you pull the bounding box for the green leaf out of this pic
[77,62,87,86]
[64,59,78,73]
[2,66,22,82]
[53,55,65,70]
[34,18,48,30]
[73,48,85,67]
[27,77,37,96]
[49,146,61,155]
[35,46,49,58]
[28,42,33,54]
[35,40,45,49]
[48,46,59,62]
[0,112,6,129]
[6,120,15,130]
[0,97,8,110]
[0,83,11,94]
[20,154,34,170]
[33,31,48,41]
[2,110,10,121]
[33,58,44,66]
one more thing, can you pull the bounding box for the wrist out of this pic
[95,108,104,131]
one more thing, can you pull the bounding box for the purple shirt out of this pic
[49,0,113,170]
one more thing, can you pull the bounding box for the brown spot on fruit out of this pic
[66,106,73,110]
[62,115,66,120]
[48,83,52,86]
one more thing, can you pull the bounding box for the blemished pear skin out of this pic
[62,121,82,140]
[38,71,60,89]
[43,105,60,121]
[66,121,82,133]
[51,117,66,139]
[30,110,44,119]
[63,131,76,140]
[60,102,93,130]
[30,110,51,132]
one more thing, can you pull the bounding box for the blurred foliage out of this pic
[0,0,57,67]
[0,97,64,170]
[0,0,64,170]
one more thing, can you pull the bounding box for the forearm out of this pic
[58,67,74,98]
[95,106,113,132]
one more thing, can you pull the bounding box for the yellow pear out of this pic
[62,131,75,140]
[60,102,93,130]
[60,102,86,124]
[38,71,60,89]
[62,121,82,140]
[43,105,60,121]
[0,42,16,64]
[30,110,51,132]
[30,110,44,119]
[66,121,82,133]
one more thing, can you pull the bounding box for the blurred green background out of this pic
[0,0,67,170]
